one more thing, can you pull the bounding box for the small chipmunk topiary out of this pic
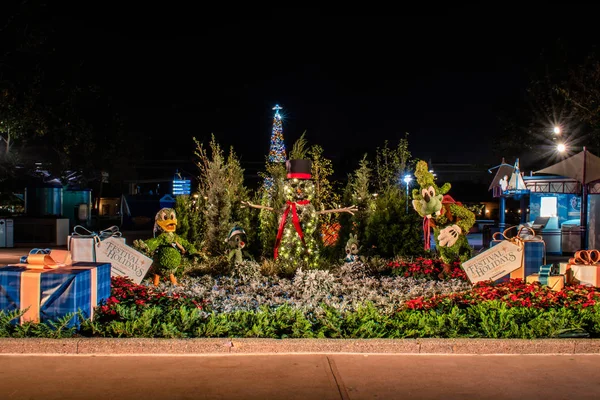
[225,226,249,264]
[344,233,364,263]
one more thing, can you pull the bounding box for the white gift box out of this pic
[67,225,126,262]
[68,235,126,262]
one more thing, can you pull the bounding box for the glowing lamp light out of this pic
[553,126,561,135]
[403,175,412,214]
[557,143,567,153]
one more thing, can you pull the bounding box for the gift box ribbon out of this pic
[538,264,560,286]
[491,227,527,253]
[71,225,122,240]
[492,225,546,260]
[17,249,72,270]
[492,225,543,246]
[569,250,600,265]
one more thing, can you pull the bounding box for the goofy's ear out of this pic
[438,182,451,195]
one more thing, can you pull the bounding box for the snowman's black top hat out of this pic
[286,159,312,179]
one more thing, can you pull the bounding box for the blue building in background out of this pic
[490,163,600,254]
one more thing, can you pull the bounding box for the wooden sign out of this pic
[95,237,153,284]
[462,240,523,284]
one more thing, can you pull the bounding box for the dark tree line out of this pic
[0,2,144,190]
[494,38,600,170]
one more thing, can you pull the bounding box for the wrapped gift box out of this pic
[68,225,126,262]
[570,265,600,287]
[0,262,111,328]
[490,238,546,281]
[558,263,574,284]
[526,273,566,292]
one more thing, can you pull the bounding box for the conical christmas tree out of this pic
[268,104,286,163]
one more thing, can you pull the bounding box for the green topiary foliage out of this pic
[174,195,203,249]
[411,160,475,265]
[258,161,287,258]
[334,155,373,259]
[156,245,182,269]
[137,208,199,280]
[194,135,248,256]
[288,131,309,160]
[276,177,320,269]
[364,186,423,258]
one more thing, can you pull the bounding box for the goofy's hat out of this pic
[286,159,312,179]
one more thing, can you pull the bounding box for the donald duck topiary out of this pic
[135,208,197,286]
[411,161,475,271]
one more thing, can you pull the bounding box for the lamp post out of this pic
[403,174,412,214]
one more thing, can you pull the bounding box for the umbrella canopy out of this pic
[535,149,600,184]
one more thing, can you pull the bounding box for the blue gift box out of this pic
[0,262,111,328]
[490,239,546,281]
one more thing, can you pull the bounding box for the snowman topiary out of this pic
[244,136,356,268]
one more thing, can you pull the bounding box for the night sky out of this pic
[6,5,600,182]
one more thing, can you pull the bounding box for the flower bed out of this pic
[404,279,600,310]
[389,257,467,280]
[77,262,600,339]
[2,259,600,339]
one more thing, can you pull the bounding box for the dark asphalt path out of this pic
[2,354,599,400]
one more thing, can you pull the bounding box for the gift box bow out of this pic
[569,250,600,265]
[492,225,543,246]
[71,225,122,243]
[16,249,72,269]
[537,263,564,287]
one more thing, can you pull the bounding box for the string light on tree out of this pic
[268,104,286,163]
[245,134,357,269]
[264,104,286,191]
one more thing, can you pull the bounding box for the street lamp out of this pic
[403,174,412,213]
[557,143,566,152]
[553,126,561,135]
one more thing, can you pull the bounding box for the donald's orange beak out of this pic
[157,219,177,233]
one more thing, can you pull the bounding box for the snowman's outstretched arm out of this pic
[241,201,274,211]
[317,205,358,215]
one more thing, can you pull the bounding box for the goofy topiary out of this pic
[411,160,475,275]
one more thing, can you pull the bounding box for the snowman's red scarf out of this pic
[274,200,311,259]
[423,195,461,250]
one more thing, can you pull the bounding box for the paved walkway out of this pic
[2,338,600,355]
[2,353,600,399]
